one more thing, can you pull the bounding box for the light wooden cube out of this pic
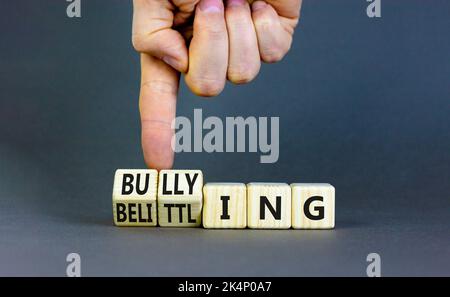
[157,170,203,227]
[291,183,335,229]
[247,183,291,229]
[203,183,247,229]
[112,169,158,226]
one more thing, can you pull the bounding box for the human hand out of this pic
[132,0,302,169]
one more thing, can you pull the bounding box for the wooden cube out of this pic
[291,183,335,229]
[157,170,203,227]
[247,183,291,229]
[112,169,158,226]
[203,183,247,229]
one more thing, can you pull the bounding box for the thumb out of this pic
[139,53,179,170]
[132,0,188,73]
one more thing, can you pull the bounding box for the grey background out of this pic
[0,0,449,276]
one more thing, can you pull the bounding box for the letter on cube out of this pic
[247,183,291,229]
[112,169,158,226]
[203,183,247,229]
[157,170,203,227]
[291,183,335,229]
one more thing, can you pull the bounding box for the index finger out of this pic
[139,53,179,170]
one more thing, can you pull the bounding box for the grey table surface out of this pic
[0,0,449,276]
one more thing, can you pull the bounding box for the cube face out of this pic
[157,170,203,227]
[247,183,291,229]
[291,183,335,229]
[112,169,158,226]
[203,183,247,229]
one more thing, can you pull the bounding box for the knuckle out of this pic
[228,66,258,84]
[254,15,276,32]
[261,43,289,63]
[227,10,250,29]
[204,27,226,41]
[141,119,172,131]
[197,20,226,41]
[141,80,178,96]
[262,49,285,63]
[187,77,224,97]
[132,34,145,52]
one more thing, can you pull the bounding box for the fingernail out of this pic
[252,1,267,11]
[199,0,223,13]
[162,56,179,70]
[227,0,246,8]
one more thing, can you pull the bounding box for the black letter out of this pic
[137,203,151,223]
[164,204,174,223]
[146,204,153,223]
[116,203,127,222]
[162,174,172,195]
[128,203,137,223]
[304,196,324,220]
[187,204,196,223]
[175,204,186,223]
[220,196,230,220]
[174,174,183,195]
[260,196,281,220]
[185,173,199,195]
[135,174,149,195]
[137,203,144,222]
[121,174,134,195]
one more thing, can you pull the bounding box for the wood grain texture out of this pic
[247,183,291,229]
[291,183,335,229]
[157,170,203,227]
[203,183,247,229]
[112,169,158,226]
